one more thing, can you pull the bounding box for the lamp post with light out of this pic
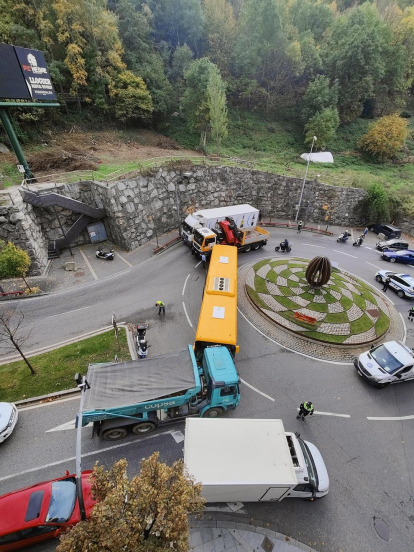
[295,135,317,223]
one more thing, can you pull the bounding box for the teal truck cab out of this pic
[81,345,240,440]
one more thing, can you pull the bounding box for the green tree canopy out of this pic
[304,108,340,149]
[109,71,153,123]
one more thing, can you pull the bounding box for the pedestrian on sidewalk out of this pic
[408,306,414,321]
[382,276,390,292]
[363,227,368,237]
[297,220,303,233]
[201,253,206,269]
[296,401,314,421]
[155,300,165,315]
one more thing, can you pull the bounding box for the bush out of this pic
[358,114,409,161]
[400,111,412,119]
[362,183,390,222]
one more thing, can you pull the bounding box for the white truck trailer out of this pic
[182,204,259,245]
[184,418,329,502]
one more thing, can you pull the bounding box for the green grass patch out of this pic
[306,302,329,313]
[253,259,271,271]
[359,288,378,305]
[323,292,338,304]
[299,331,349,343]
[301,292,316,301]
[273,295,300,310]
[279,269,292,279]
[324,311,350,324]
[265,271,277,283]
[352,293,367,310]
[269,259,288,267]
[375,311,390,337]
[340,296,354,310]
[278,285,296,297]
[0,329,130,402]
[350,314,373,334]
[246,286,269,310]
[254,275,268,294]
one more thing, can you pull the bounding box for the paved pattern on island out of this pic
[239,258,404,362]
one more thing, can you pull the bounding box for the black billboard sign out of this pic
[0,43,31,100]
[14,46,57,100]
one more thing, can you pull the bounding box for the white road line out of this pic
[0,430,175,483]
[46,420,76,432]
[240,378,275,401]
[171,430,185,443]
[367,415,414,421]
[400,312,407,344]
[296,408,350,418]
[365,246,374,250]
[115,251,133,268]
[101,269,130,282]
[182,274,191,296]
[79,248,98,280]
[44,305,92,319]
[195,261,202,268]
[332,249,357,259]
[366,261,382,270]
[238,308,353,366]
[301,244,325,248]
[182,302,193,328]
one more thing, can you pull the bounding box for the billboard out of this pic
[14,46,57,100]
[0,43,31,100]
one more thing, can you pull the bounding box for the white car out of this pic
[0,403,18,443]
[375,270,414,298]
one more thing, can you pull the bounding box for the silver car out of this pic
[376,238,409,252]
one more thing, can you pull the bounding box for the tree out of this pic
[109,71,153,123]
[362,183,390,222]
[358,114,409,160]
[301,75,338,123]
[203,0,236,77]
[57,453,205,552]
[304,108,340,149]
[171,44,194,81]
[0,242,32,292]
[207,66,228,155]
[0,309,36,375]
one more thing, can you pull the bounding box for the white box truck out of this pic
[184,418,329,502]
[182,204,259,245]
[354,340,414,388]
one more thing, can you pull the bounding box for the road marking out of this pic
[366,261,382,270]
[195,260,202,268]
[182,273,191,296]
[116,251,133,267]
[367,415,414,421]
[240,378,275,401]
[365,246,374,250]
[296,408,350,418]
[0,430,176,483]
[46,419,76,432]
[301,244,325,248]
[238,308,353,366]
[332,249,357,259]
[400,312,407,344]
[182,302,193,328]
[79,248,98,280]
[171,430,184,443]
[101,269,130,282]
[44,305,92,319]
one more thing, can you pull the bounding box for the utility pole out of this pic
[295,136,317,223]
[74,373,90,521]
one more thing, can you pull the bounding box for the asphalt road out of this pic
[1,228,414,552]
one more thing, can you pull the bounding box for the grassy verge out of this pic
[0,328,130,402]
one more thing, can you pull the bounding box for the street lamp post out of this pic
[74,373,90,521]
[295,136,317,223]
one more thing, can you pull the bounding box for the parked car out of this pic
[0,472,95,551]
[375,270,414,298]
[0,403,18,444]
[368,223,401,239]
[376,238,409,252]
[381,249,414,264]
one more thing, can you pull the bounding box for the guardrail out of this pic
[260,221,334,236]
[153,235,183,254]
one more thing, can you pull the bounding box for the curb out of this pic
[190,514,317,552]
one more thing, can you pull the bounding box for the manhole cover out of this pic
[261,535,274,551]
[373,518,391,541]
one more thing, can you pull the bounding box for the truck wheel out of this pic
[397,290,405,298]
[253,243,260,250]
[375,275,383,283]
[102,427,128,441]
[202,407,224,418]
[244,245,252,253]
[132,421,156,435]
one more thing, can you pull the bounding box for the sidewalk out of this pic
[190,517,317,552]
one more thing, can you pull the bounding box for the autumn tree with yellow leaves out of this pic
[358,114,409,161]
[56,453,205,552]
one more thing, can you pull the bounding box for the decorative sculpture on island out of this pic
[305,256,332,288]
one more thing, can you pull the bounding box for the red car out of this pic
[0,471,96,551]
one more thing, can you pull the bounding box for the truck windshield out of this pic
[298,439,318,489]
[182,221,192,234]
[370,345,403,374]
[194,232,204,246]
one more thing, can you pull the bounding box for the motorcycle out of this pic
[96,247,115,261]
[275,241,291,252]
[136,325,149,359]
[353,236,364,247]
[337,232,351,243]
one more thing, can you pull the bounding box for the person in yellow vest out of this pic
[155,300,165,315]
[296,401,314,421]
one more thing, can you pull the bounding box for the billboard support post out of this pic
[0,108,35,182]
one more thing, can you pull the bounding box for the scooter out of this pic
[275,241,291,252]
[96,247,115,260]
[353,235,364,247]
[337,232,351,243]
[136,325,149,359]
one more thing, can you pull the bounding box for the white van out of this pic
[354,341,414,388]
